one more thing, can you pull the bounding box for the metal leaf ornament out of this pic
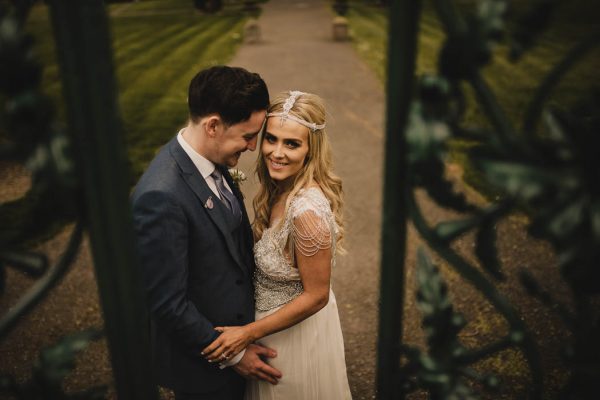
[434,203,508,280]
[0,330,106,399]
[408,76,475,213]
[438,0,507,81]
[0,2,78,249]
[394,0,599,397]
[35,330,102,387]
[0,3,97,399]
[398,249,501,399]
[476,99,600,294]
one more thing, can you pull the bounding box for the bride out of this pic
[202,90,352,399]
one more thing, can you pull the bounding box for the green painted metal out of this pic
[47,0,157,398]
[376,0,599,398]
[376,0,422,398]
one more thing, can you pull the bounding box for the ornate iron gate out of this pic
[1,0,157,398]
[377,0,599,399]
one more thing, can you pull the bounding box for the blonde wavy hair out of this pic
[253,91,345,254]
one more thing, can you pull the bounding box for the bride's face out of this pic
[262,117,309,186]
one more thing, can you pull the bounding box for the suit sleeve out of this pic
[132,190,219,355]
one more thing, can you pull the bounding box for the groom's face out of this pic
[214,110,266,167]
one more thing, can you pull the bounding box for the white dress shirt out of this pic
[177,130,246,368]
[177,130,234,199]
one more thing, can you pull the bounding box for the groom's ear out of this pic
[203,115,222,138]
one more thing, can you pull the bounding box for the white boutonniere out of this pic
[228,168,247,198]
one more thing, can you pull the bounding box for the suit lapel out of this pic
[169,138,247,274]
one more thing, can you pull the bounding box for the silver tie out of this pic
[211,169,242,221]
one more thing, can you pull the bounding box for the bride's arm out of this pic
[202,210,333,363]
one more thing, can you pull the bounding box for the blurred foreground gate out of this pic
[47,0,158,398]
[376,0,599,399]
[0,0,157,398]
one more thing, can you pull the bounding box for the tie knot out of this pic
[211,168,223,182]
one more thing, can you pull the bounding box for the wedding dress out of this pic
[245,187,352,400]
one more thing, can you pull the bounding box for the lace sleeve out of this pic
[292,209,332,257]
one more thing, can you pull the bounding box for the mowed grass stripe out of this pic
[121,18,239,126]
[141,17,246,128]
[39,20,205,97]
[110,17,191,63]
[113,21,208,81]
[348,4,447,80]
[115,0,194,14]
[110,23,180,58]
[349,8,385,38]
[119,17,238,124]
[37,13,209,95]
[123,17,246,177]
[118,16,236,122]
[109,17,163,46]
[352,3,386,27]
[348,7,387,81]
[32,21,188,97]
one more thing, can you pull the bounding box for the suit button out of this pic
[235,279,243,285]
[236,313,243,320]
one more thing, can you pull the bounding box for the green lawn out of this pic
[1,0,249,247]
[347,1,599,198]
[26,0,250,180]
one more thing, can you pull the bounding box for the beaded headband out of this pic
[266,90,326,132]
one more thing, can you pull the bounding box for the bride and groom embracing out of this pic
[132,66,352,400]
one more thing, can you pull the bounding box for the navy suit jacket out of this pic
[131,136,255,393]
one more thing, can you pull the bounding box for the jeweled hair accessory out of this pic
[266,90,326,132]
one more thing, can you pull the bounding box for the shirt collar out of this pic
[177,128,216,179]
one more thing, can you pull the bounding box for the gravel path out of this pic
[232,1,384,397]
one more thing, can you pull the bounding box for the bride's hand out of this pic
[201,325,255,363]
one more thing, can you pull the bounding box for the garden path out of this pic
[232,1,385,398]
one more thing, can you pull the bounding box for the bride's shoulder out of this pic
[289,185,331,218]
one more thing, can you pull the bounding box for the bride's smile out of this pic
[262,118,309,185]
[268,158,288,169]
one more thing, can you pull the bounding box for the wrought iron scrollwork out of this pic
[400,249,505,398]
[381,0,599,398]
[0,0,79,329]
[1,0,156,398]
[0,328,106,399]
[0,0,104,398]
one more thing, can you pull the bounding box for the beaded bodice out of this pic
[254,187,337,312]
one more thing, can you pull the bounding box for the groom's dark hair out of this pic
[188,65,269,126]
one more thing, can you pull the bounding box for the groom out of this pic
[132,66,281,400]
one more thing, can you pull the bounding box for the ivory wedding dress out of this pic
[245,187,352,400]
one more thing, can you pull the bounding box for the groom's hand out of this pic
[233,343,282,385]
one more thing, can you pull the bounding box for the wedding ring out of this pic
[221,353,229,360]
